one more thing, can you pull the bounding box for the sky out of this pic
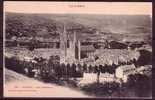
[4,1,152,15]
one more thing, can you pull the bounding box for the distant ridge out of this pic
[5,12,151,41]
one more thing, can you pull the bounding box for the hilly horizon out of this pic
[5,12,152,42]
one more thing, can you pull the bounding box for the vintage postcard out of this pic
[3,1,152,98]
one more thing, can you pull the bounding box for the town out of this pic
[4,13,152,97]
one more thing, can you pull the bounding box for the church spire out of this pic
[63,23,66,34]
[60,23,67,63]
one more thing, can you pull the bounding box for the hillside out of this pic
[5,68,91,97]
[48,14,151,34]
[5,12,152,42]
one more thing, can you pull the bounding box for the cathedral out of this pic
[60,25,81,64]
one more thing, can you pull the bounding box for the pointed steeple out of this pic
[73,31,77,43]
[63,23,66,34]
[60,23,67,63]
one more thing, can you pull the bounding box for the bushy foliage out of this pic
[125,73,152,97]
[80,82,120,96]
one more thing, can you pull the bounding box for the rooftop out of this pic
[81,45,96,52]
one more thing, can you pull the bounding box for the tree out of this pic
[28,38,39,51]
[93,43,101,49]
[127,74,152,97]
[96,66,101,84]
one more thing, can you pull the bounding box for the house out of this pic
[115,64,136,82]
[80,45,96,59]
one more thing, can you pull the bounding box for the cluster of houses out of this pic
[5,25,151,82]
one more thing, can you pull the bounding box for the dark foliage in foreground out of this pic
[123,73,152,97]
[5,56,152,97]
[80,82,120,97]
[80,73,152,97]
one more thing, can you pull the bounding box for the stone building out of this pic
[115,64,136,82]
[60,25,81,64]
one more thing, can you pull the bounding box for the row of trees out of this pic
[81,73,152,97]
[5,56,118,81]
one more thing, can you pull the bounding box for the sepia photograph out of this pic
[3,1,152,98]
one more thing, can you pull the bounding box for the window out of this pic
[56,42,60,48]
[67,40,70,48]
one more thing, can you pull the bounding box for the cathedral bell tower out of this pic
[60,24,67,63]
[60,24,81,64]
